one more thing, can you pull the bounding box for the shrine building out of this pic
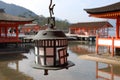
[0,9,33,46]
[67,21,113,41]
[84,2,120,56]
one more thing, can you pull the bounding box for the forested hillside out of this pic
[0,1,70,32]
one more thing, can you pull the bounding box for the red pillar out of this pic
[15,25,19,39]
[111,37,114,57]
[116,17,120,38]
[96,35,98,54]
[117,17,120,36]
[5,26,8,38]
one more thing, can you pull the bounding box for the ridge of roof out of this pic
[69,21,113,28]
[72,21,108,24]
[84,2,120,14]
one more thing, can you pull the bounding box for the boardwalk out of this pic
[66,33,96,41]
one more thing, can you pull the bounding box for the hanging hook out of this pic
[49,0,55,18]
[48,0,56,29]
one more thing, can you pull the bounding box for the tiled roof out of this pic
[23,24,38,27]
[69,21,113,28]
[84,2,120,14]
[0,9,33,22]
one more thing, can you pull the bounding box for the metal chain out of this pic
[48,0,55,29]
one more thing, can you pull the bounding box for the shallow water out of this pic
[0,41,120,80]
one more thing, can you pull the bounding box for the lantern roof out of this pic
[84,2,120,14]
[0,9,33,22]
[33,28,67,40]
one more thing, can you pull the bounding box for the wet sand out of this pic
[79,54,120,65]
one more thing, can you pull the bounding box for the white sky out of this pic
[0,0,120,23]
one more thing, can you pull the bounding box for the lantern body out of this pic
[34,30,68,67]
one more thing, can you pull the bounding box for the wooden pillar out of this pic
[117,16,120,37]
[108,36,110,53]
[5,26,8,38]
[111,37,114,57]
[116,17,119,38]
[15,25,19,39]
[115,17,120,56]
[96,35,98,54]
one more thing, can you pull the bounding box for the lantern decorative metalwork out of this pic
[34,29,69,66]
[32,0,74,75]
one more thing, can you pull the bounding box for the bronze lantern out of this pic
[34,29,69,66]
[32,0,74,75]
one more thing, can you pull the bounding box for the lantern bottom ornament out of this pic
[31,60,75,75]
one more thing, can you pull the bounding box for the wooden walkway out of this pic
[66,33,96,41]
[20,35,35,43]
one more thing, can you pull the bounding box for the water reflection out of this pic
[68,41,96,55]
[68,41,109,55]
[0,54,33,80]
[0,42,120,80]
[96,62,120,80]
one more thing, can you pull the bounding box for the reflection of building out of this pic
[96,62,120,80]
[69,42,95,55]
[0,54,33,80]
[84,2,120,56]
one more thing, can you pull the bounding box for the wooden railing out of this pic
[96,35,120,56]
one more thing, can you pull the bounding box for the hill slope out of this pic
[0,1,37,17]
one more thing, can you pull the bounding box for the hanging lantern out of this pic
[34,29,69,66]
[32,0,74,75]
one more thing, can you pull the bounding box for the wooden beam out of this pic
[89,11,120,19]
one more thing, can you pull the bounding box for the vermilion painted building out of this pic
[21,24,49,35]
[21,24,40,34]
[69,21,113,38]
[0,9,33,43]
[84,2,120,56]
